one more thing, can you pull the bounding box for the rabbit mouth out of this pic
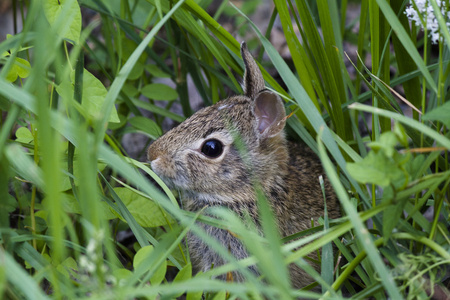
[156,173,192,192]
[155,175,187,191]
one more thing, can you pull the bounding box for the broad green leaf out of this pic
[24,216,47,233]
[34,210,48,224]
[80,69,120,123]
[127,63,144,81]
[43,0,81,43]
[212,291,227,300]
[383,198,408,242]
[187,290,204,300]
[122,84,139,98]
[145,65,171,78]
[1,194,17,213]
[346,151,404,187]
[170,263,192,297]
[141,83,179,101]
[368,131,398,158]
[107,113,127,130]
[133,245,154,269]
[4,34,33,53]
[5,57,31,82]
[56,69,120,123]
[422,101,450,128]
[133,245,167,286]
[56,257,78,279]
[174,263,192,281]
[15,127,34,144]
[128,116,162,140]
[167,244,187,267]
[186,271,206,300]
[112,268,133,286]
[113,187,174,227]
[150,259,167,286]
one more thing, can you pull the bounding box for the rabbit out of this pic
[147,42,341,289]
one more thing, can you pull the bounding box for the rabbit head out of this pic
[147,43,288,208]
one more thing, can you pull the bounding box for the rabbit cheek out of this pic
[185,152,220,191]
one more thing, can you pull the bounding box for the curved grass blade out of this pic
[94,0,186,149]
[316,127,402,299]
[2,250,50,300]
[350,103,450,149]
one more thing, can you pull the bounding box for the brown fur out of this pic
[147,42,340,288]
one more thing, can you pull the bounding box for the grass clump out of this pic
[0,0,449,299]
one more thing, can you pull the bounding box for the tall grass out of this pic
[0,0,449,299]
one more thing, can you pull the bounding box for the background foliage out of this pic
[0,0,449,299]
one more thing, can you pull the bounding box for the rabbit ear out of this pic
[254,91,286,138]
[241,42,265,99]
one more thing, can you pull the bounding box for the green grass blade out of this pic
[319,178,333,293]
[273,0,319,108]
[350,103,450,149]
[3,250,50,300]
[5,144,44,189]
[316,129,402,299]
[390,0,422,110]
[293,0,349,140]
[375,0,438,93]
[95,0,186,148]
[101,173,150,247]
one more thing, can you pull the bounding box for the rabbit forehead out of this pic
[173,97,254,141]
[149,96,257,162]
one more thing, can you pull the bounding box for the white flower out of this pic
[405,0,450,44]
[86,238,97,256]
[79,255,96,273]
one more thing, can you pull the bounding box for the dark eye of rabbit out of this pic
[201,139,224,158]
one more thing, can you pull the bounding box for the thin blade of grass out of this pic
[350,103,450,149]
[390,0,422,111]
[319,176,333,293]
[3,250,50,300]
[293,0,349,140]
[375,0,438,93]
[316,127,402,299]
[95,0,186,149]
[273,0,318,109]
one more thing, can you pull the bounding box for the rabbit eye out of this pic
[201,139,224,158]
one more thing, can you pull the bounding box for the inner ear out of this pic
[254,91,286,138]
